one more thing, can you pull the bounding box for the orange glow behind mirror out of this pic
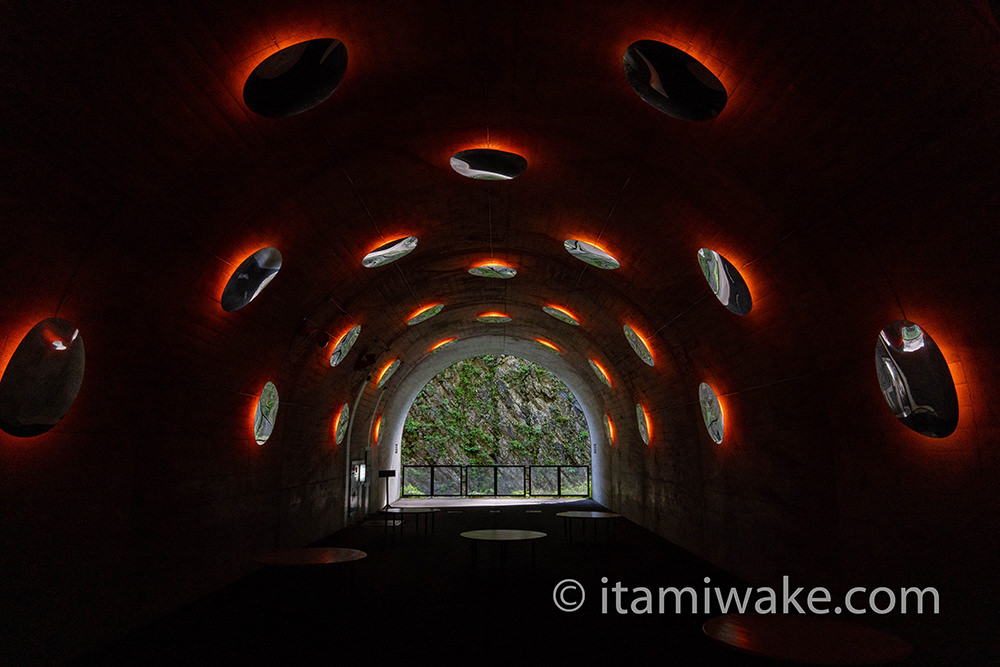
[590,358,612,387]
[544,303,580,324]
[332,404,347,444]
[332,325,359,349]
[534,338,560,353]
[641,404,653,444]
[627,323,655,365]
[429,338,457,352]
[409,304,442,321]
[376,359,397,386]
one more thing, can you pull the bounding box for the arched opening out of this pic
[373,336,609,508]
[401,354,591,498]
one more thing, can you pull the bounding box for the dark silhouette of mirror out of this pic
[623,40,727,121]
[244,38,348,117]
[0,318,85,437]
[876,321,958,438]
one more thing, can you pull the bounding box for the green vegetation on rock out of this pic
[402,355,590,466]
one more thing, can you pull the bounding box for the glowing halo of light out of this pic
[623,40,727,121]
[542,304,580,326]
[623,324,655,366]
[476,312,512,323]
[329,325,361,367]
[564,238,620,270]
[875,321,958,438]
[636,403,651,445]
[253,381,279,445]
[469,262,517,279]
[334,403,350,444]
[534,338,561,354]
[429,338,457,353]
[243,38,348,118]
[377,359,401,389]
[407,303,444,326]
[697,248,752,315]
[0,318,86,437]
[450,148,527,180]
[362,236,417,268]
[221,247,282,312]
[699,382,724,444]
[589,358,612,387]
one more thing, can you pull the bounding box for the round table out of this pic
[257,547,367,599]
[555,510,621,542]
[257,547,367,566]
[702,613,913,665]
[460,529,546,570]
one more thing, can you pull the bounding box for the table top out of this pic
[556,511,622,519]
[460,529,547,542]
[384,507,441,514]
[257,547,367,566]
[702,614,913,665]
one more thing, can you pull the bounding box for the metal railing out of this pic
[401,465,590,497]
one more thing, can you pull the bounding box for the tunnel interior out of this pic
[1,1,999,664]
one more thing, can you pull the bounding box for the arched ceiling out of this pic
[1,0,997,446]
[2,0,998,464]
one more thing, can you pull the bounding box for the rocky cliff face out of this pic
[402,355,590,465]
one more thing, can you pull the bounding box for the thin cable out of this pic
[596,176,631,242]
[573,175,631,290]
[343,167,383,239]
[394,262,420,305]
[55,195,125,318]
[326,295,349,316]
[664,365,838,412]
[655,294,711,334]
[344,163,420,311]
[488,188,493,258]
[718,366,836,399]
[838,204,907,321]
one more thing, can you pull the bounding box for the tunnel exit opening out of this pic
[400,354,591,498]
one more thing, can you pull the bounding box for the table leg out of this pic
[347,561,355,601]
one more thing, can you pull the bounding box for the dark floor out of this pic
[73,499,928,667]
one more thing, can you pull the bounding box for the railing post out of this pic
[557,466,562,497]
